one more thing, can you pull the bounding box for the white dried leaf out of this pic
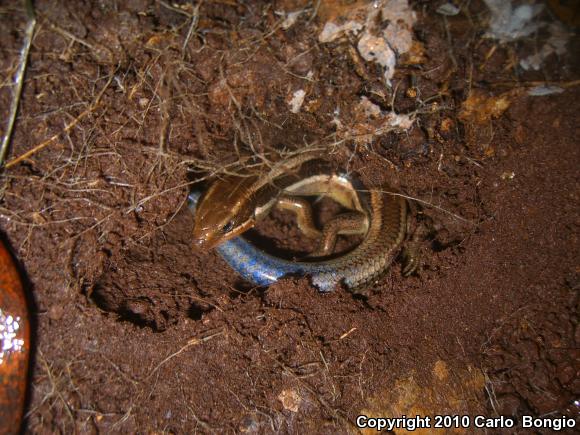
[288,89,306,113]
[318,21,363,43]
[527,85,564,96]
[484,0,544,42]
[281,10,305,30]
[437,3,460,16]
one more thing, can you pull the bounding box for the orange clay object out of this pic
[0,242,29,434]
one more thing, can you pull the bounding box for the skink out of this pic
[189,152,416,292]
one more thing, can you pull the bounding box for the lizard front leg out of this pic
[275,196,368,257]
[275,196,321,239]
[310,211,368,257]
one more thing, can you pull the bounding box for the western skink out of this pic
[188,152,416,292]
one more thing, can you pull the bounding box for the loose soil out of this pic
[0,0,578,433]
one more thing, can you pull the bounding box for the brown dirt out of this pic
[0,0,578,433]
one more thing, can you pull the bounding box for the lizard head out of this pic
[191,175,259,250]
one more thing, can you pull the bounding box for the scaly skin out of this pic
[189,180,409,292]
[192,150,367,249]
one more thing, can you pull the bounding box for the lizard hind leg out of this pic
[401,200,430,276]
[401,243,421,276]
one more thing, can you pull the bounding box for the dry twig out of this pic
[0,0,36,167]
[4,74,114,169]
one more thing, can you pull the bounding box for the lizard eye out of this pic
[222,220,234,233]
